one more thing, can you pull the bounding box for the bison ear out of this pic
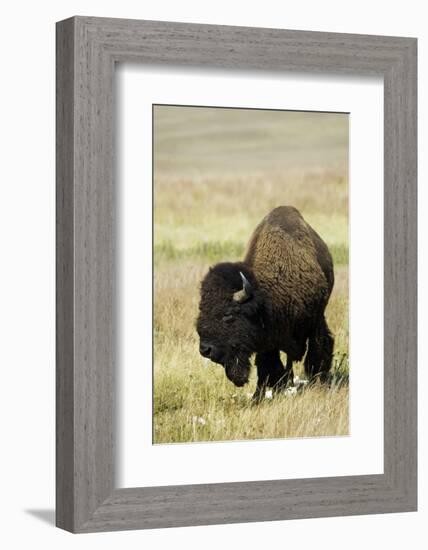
[233,271,253,303]
[241,286,264,322]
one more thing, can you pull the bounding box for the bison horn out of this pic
[233,271,253,303]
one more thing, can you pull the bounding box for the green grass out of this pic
[154,240,245,264]
[154,240,348,266]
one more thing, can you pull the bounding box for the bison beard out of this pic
[197,206,335,399]
[224,353,252,387]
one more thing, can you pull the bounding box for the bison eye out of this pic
[223,314,235,324]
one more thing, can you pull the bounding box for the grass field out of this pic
[153,106,349,444]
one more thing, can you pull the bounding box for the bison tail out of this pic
[304,316,334,383]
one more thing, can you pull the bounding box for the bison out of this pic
[196,206,334,400]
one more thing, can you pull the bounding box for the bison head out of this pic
[196,262,265,387]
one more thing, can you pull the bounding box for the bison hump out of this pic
[244,206,333,316]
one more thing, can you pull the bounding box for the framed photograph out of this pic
[56,16,417,532]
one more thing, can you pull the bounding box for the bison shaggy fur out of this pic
[196,206,334,399]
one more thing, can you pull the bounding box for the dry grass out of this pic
[155,379,349,444]
[153,106,349,444]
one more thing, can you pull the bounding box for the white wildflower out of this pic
[294,378,309,390]
[192,416,206,426]
[265,390,273,399]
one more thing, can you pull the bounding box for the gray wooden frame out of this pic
[56,16,417,533]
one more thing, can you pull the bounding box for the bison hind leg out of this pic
[304,316,334,383]
[253,350,293,401]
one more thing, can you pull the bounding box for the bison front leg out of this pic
[253,350,293,401]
